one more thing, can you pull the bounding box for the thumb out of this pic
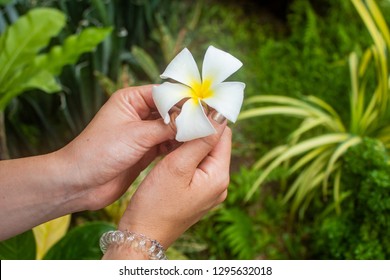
[166,117,227,174]
[132,118,176,148]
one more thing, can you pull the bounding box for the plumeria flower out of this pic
[152,45,245,142]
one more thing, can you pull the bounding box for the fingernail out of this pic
[168,106,180,133]
[211,111,226,124]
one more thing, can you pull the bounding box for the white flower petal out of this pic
[175,99,216,142]
[202,46,243,86]
[152,82,192,124]
[160,48,201,86]
[203,82,245,122]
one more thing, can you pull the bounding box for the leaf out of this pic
[0,230,36,259]
[288,117,327,142]
[284,149,332,204]
[217,208,255,259]
[34,27,112,76]
[246,133,348,201]
[288,146,328,174]
[32,214,71,260]
[366,0,390,47]
[131,46,161,83]
[0,8,65,87]
[239,106,312,120]
[0,0,13,5]
[0,70,60,111]
[43,222,115,260]
[322,136,362,195]
[155,14,175,63]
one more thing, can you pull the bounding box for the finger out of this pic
[118,85,159,119]
[158,139,182,155]
[198,127,232,173]
[166,116,227,175]
[131,119,176,149]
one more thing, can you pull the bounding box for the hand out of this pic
[114,118,231,252]
[56,85,175,211]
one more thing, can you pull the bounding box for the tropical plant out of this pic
[310,137,390,259]
[0,221,115,260]
[0,7,111,159]
[3,0,193,158]
[188,166,303,260]
[95,0,203,92]
[239,0,390,218]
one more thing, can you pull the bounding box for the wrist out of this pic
[102,245,149,260]
[117,219,183,250]
[48,148,88,213]
[100,230,167,260]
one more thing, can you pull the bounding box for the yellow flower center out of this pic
[191,79,213,100]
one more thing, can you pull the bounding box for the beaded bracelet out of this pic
[100,230,167,260]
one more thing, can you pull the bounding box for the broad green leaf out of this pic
[0,230,36,259]
[0,70,60,111]
[32,214,71,260]
[0,0,13,5]
[34,27,112,76]
[44,222,115,260]
[132,46,160,83]
[0,8,65,86]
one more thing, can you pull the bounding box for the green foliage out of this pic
[0,6,111,157]
[0,230,36,259]
[0,0,12,6]
[3,0,166,157]
[191,167,303,260]
[238,0,390,218]
[44,222,115,260]
[34,27,112,76]
[0,222,115,260]
[217,207,256,259]
[0,8,64,110]
[131,46,161,83]
[0,7,111,111]
[311,138,390,259]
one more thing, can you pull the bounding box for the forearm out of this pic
[0,151,85,240]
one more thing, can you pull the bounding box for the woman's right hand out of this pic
[103,117,232,259]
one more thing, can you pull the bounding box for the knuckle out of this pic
[217,190,228,204]
[221,174,230,189]
[165,155,190,177]
[200,133,220,149]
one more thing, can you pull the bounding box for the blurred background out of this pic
[1,0,390,260]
